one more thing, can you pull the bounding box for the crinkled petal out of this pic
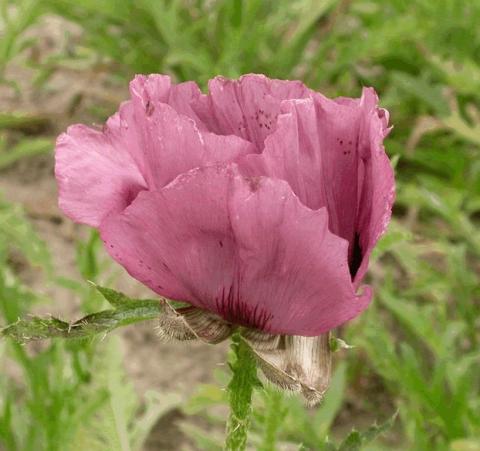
[99,164,370,336]
[55,123,147,227]
[124,74,205,178]
[56,75,255,226]
[104,74,253,183]
[241,88,394,280]
[129,74,206,128]
[353,105,395,286]
[126,75,255,189]
[130,100,255,190]
[192,74,310,150]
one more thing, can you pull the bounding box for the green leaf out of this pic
[1,316,71,342]
[0,113,50,131]
[361,411,398,445]
[92,283,140,309]
[1,287,163,343]
[392,72,450,116]
[337,411,398,450]
[0,137,52,169]
[338,430,362,451]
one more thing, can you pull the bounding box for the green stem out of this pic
[225,332,258,451]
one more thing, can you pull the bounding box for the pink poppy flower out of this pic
[55,74,394,338]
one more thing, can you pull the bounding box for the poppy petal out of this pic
[193,74,310,150]
[55,123,147,227]
[241,88,394,280]
[100,164,370,336]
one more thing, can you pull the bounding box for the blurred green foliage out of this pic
[0,205,178,450]
[0,0,479,449]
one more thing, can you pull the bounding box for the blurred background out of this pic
[0,0,479,450]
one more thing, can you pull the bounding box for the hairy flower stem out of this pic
[225,332,258,451]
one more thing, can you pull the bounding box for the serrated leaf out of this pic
[1,289,163,343]
[337,412,398,450]
[1,316,71,342]
[92,284,138,309]
[361,411,398,444]
[338,430,362,450]
[93,283,173,313]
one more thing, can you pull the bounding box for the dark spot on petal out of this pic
[145,100,154,116]
[219,240,224,247]
[147,265,152,270]
[245,176,261,192]
[349,232,363,278]
[339,140,343,145]
[348,140,352,145]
